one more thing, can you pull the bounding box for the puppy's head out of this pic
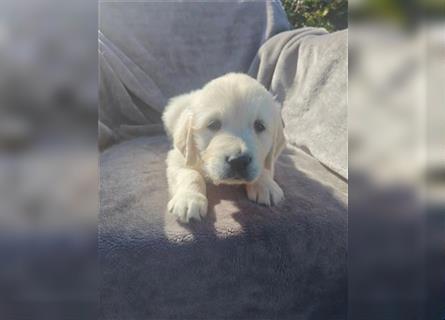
[163,73,285,185]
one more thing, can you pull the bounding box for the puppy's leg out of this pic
[246,169,284,206]
[167,151,207,223]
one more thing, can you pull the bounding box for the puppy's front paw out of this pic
[246,178,284,206]
[168,191,208,223]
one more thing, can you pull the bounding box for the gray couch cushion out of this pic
[99,136,347,319]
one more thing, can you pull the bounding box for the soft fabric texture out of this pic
[249,29,348,178]
[99,136,347,320]
[99,1,348,319]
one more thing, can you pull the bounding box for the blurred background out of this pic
[0,0,97,319]
[348,0,445,319]
[0,0,443,319]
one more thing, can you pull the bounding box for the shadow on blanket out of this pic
[99,137,347,320]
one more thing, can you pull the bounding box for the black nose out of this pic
[226,154,252,173]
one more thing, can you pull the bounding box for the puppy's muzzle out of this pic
[226,153,252,179]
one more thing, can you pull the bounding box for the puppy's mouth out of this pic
[228,170,253,180]
[205,167,258,185]
[203,155,260,185]
[218,166,259,185]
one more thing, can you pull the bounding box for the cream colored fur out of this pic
[162,73,285,223]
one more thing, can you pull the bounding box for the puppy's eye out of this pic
[207,119,221,131]
[254,120,266,133]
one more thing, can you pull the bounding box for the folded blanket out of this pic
[250,29,348,178]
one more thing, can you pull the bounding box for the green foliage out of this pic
[282,0,348,32]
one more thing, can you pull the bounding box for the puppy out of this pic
[162,73,285,223]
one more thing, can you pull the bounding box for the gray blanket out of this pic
[100,137,347,319]
[249,29,348,178]
[99,1,348,319]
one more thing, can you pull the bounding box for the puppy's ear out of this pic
[265,104,285,177]
[162,92,198,166]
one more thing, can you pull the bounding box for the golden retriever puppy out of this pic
[162,73,285,223]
